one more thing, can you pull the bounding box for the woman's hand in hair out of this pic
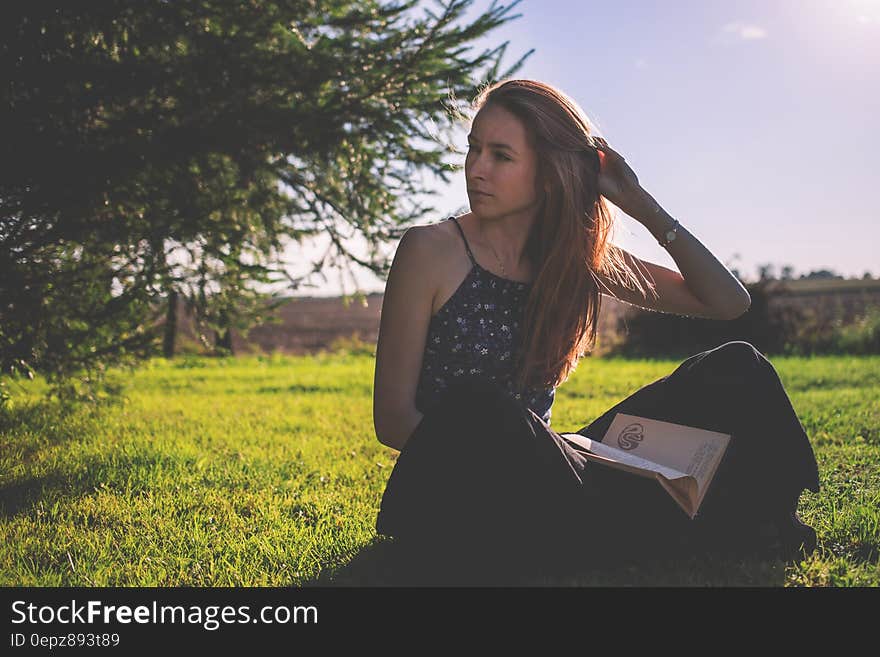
[594,137,653,218]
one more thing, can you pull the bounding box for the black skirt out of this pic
[376,341,821,570]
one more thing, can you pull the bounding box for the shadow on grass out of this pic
[0,451,182,520]
[0,399,120,518]
[0,473,73,518]
[305,536,796,587]
[256,384,348,395]
[0,398,93,442]
[305,538,543,587]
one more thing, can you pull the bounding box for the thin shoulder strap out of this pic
[449,216,477,266]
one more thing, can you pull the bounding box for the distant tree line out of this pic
[607,274,880,358]
[729,263,876,284]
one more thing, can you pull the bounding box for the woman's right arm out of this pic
[372,226,438,451]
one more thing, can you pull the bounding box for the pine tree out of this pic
[0,0,531,400]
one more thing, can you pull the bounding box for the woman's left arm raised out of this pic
[592,137,751,320]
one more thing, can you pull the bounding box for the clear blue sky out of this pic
[283,0,879,296]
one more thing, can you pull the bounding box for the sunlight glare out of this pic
[848,0,880,24]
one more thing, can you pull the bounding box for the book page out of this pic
[561,433,689,482]
[562,434,700,518]
[656,476,700,519]
[599,414,730,492]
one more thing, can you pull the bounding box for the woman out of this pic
[371,79,820,577]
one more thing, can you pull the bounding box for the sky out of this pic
[276,0,879,297]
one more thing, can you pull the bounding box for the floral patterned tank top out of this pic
[414,216,556,425]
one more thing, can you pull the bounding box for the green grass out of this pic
[1,352,878,586]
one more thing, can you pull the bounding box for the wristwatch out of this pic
[658,219,679,248]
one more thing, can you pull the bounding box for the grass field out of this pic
[1,351,878,586]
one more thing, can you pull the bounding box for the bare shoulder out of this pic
[400,218,459,256]
[399,219,472,315]
[395,219,461,280]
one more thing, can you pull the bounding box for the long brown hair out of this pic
[469,79,655,391]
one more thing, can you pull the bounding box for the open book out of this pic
[561,413,731,519]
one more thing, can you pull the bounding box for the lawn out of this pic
[1,351,878,586]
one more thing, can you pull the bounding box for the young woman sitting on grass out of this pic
[371,79,819,576]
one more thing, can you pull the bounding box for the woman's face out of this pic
[465,103,543,222]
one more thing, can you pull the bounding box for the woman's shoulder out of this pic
[402,216,459,247]
[397,217,464,269]
[395,217,473,316]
